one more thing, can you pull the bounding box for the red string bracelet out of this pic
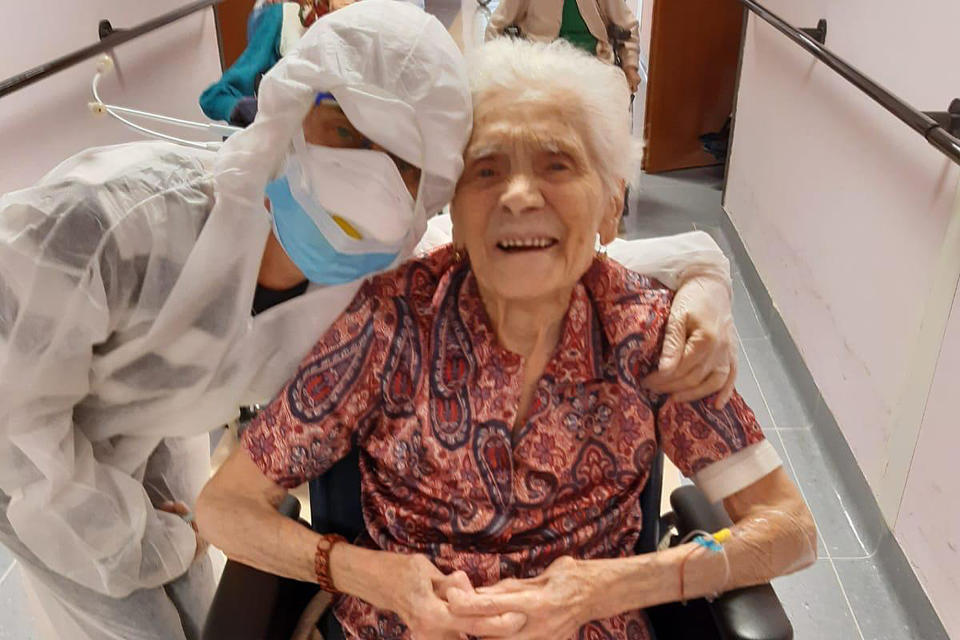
[315,533,347,593]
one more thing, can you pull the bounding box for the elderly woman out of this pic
[197,38,815,640]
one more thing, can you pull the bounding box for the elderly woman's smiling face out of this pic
[451,90,622,303]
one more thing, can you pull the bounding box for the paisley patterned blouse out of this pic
[242,245,770,640]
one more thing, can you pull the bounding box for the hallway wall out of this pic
[723,0,960,635]
[0,2,223,193]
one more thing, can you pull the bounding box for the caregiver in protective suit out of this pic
[0,2,734,639]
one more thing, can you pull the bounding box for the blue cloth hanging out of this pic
[199,3,284,124]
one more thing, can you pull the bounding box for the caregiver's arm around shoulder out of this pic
[610,230,738,406]
[420,217,739,405]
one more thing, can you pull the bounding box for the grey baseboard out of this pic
[719,209,950,639]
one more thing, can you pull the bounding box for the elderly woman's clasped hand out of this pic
[374,554,597,640]
[354,553,528,639]
[446,557,599,640]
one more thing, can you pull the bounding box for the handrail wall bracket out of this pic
[98,20,127,42]
[923,99,960,138]
[740,0,960,165]
[799,19,827,46]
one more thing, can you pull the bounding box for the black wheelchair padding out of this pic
[308,448,665,553]
[309,447,365,540]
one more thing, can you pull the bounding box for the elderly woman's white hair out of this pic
[466,37,641,194]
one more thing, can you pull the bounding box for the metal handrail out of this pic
[0,0,220,100]
[741,0,960,165]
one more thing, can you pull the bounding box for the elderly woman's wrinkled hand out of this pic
[386,554,527,639]
[643,274,737,408]
[447,556,600,640]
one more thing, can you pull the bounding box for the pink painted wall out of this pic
[896,283,960,637]
[0,2,223,193]
[723,0,960,634]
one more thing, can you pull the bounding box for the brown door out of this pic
[642,0,744,173]
[215,0,259,69]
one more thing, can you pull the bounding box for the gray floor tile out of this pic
[765,430,825,559]
[631,178,725,227]
[733,345,775,431]
[690,224,738,271]
[766,430,800,490]
[834,554,949,640]
[780,429,873,559]
[639,165,725,191]
[732,277,768,341]
[0,565,39,640]
[809,398,887,556]
[742,339,815,428]
[772,559,862,640]
[621,208,696,239]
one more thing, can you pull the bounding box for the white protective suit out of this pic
[0,2,729,638]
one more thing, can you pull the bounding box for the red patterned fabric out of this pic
[242,245,766,639]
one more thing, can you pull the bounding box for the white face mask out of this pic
[290,131,417,248]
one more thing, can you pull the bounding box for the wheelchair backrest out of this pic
[308,447,664,554]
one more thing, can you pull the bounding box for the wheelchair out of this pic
[202,447,793,639]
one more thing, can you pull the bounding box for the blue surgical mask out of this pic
[265,166,400,285]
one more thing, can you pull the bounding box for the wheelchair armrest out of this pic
[670,485,793,640]
[203,495,319,640]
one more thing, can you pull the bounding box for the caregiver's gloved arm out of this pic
[606,231,737,407]
[0,238,196,597]
[197,449,525,639]
[604,230,730,289]
[418,222,738,405]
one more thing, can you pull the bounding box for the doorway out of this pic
[641,0,744,173]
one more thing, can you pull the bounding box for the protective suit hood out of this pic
[171,0,472,418]
[216,0,472,256]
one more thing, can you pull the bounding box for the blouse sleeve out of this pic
[242,282,391,488]
[657,393,782,503]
